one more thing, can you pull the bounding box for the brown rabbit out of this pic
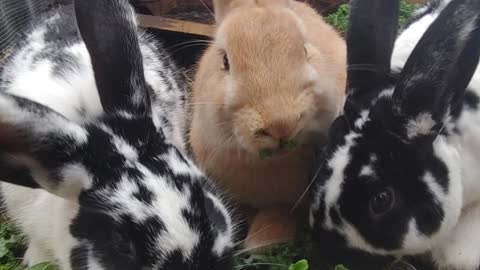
[189,0,346,249]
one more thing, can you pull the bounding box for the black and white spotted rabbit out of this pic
[309,0,480,269]
[0,0,235,269]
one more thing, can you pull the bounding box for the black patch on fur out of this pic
[132,183,154,205]
[463,90,480,111]
[204,192,228,233]
[330,208,341,226]
[71,245,89,270]
[0,158,40,189]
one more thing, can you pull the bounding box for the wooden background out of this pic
[132,0,349,37]
[132,0,427,37]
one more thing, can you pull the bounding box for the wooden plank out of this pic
[137,14,214,37]
[138,0,177,15]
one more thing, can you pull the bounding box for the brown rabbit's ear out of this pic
[213,0,240,23]
[256,0,290,8]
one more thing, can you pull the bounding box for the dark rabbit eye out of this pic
[223,53,230,71]
[370,188,395,215]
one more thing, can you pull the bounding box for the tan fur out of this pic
[189,0,346,248]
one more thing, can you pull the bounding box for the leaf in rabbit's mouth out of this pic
[280,139,298,150]
[259,148,275,159]
[259,139,298,159]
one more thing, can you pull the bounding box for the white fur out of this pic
[406,112,436,139]
[432,202,480,270]
[354,110,370,129]
[323,132,360,228]
[0,5,231,269]
[359,165,374,177]
[161,149,203,178]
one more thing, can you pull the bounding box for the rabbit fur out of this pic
[189,0,346,249]
[309,0,480,269]
[0,1,235,269]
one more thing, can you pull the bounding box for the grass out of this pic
[326,0,421,34]
[0,2,421,270]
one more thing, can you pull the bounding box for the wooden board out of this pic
[133,0,347,36]
[137,15,214,37]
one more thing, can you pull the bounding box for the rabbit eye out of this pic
[370,188,395,215]
[223,53,230,71]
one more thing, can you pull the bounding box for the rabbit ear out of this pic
[346,0,400,105]
[213,0,238,23]
[393,0,480,137]
[74,0,150,115]
[0,93,91,199]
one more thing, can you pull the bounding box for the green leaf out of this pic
[288,259,308,270]
[26,262,57,270]
[259,148,275,159]
[326,0,420,34]
[334,265,349,270]
[279,139,297,151]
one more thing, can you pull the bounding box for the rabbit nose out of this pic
[256,120,297,142]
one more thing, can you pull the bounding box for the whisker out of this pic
[199,0,214,18]
[235,262,288,269]
[234,239,290,257]
[233,224,274,248]
[290,164,322,214]
[166,39,212,50]
[395,257,418,270]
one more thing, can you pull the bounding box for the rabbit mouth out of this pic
[258,139,300,159]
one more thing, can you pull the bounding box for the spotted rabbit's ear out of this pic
[0,93,91,199]
[74,0,151,115]
[346,0,400,109]
[393,0,480,139]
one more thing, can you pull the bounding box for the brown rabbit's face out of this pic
[213,1,340,156]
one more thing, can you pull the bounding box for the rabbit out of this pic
[308,0,480,269]
[189,0,346,249]
[0,0,236,269]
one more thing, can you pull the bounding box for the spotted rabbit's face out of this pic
[63,114,234,270]
[308,0,480,262]
[309,94,462,257]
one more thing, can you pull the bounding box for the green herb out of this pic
[326,4,350,34]
[235,243,306,270]
[259,148,275,159]
[334,265,349,270]
[26,263,57,270]
[289,259,308,270]
[326,0,420,34]
[280,139,298,151]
